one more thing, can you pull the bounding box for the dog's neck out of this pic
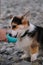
[20,23,36,38]
[28,23,35,32]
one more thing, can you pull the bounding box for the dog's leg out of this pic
[20,51,29,59]
[31,53,38,61]
[20,47,30,60]
[29,41,39,61]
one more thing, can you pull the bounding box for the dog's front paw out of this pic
[20,54,28,59]
[31,53,38,61]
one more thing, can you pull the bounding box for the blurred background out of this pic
[0,0,43,27]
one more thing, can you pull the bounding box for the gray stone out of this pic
[1,46,6,51]
[4,47,14,55]
[0,46,6,54]
[7,55,13,60]
[2,54,8,59]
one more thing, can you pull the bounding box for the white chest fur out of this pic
[15,35,33,50]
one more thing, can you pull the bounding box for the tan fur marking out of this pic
[22,17,29,26]
[30,40,39,54]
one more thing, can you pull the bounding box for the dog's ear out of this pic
[22,16,29,25]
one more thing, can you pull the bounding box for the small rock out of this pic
[0,46,6,54]
[4,51,10,55]
[7,55,13,60]
[0,50,6,54]
[5,48,14,54]
[31,12,37,17]
[6,43,14,48]
[2,54,8,59]
[1,46,6,51]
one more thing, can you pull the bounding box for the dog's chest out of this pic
[15,35,33,49]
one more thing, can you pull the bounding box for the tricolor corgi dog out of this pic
[11,16,43,62]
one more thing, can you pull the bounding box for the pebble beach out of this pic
[0,0,43,65]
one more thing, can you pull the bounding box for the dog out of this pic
[11,16,43,62]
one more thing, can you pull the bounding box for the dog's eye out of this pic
[12,25,16,29]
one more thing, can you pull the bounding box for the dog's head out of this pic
[11,16,29,30]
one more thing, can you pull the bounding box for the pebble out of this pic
[7,55,13,60]
[6,48,14,54]
[1,46,6,51]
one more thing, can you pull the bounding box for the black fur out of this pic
[21,30,29,38]
[21,27,37,38]
[36,26,43,49]
[21,25,43,49]
[11,16,22,25]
